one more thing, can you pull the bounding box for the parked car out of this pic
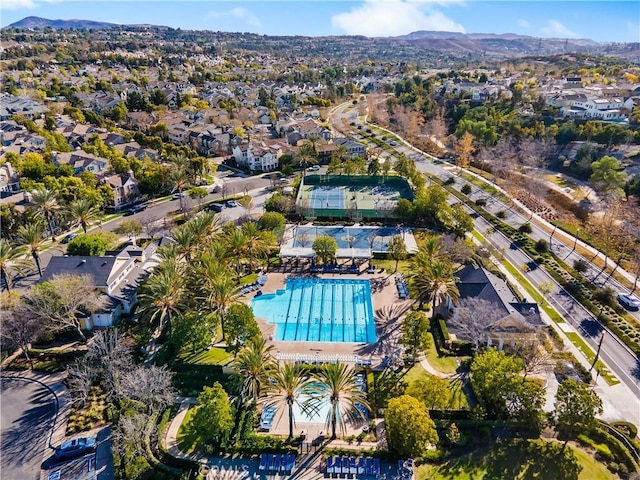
[225,200,239,208]
[172,192,185,200]
[124,204,147,216]
[61,233,78,244]
[306,165,321,171]
[206,203,224,212]
[54,437,97,460]
[618,293,640,311]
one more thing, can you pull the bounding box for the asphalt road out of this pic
[330,100,640,404]
[1,377,56,480]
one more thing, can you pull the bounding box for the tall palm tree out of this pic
[264,363,314,439]
[409,259,459,318]
[30,188,60,241]
[17,223,46,277]
[138,260,185,338]
[241,222,273,271]
[235,336,276,407]
[170,167,189,213]
[224,228,250,277]
[416,235,445,263]
[171,225,195,262]
[67,198,99,234]
[298,142,318,176]
[308,362,370,439]
[0,239,31,291]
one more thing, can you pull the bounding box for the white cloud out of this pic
[517,19,530,29]
[1,0,36,11]
[540,19,579,38]
[207,6,261,28]
[332,0,465,37]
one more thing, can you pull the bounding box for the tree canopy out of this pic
[385,395,438,457]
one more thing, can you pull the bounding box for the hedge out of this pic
[438,318,450,342]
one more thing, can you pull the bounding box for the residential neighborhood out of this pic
[1,11,640,480]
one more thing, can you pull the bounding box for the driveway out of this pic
[0,377,56,480]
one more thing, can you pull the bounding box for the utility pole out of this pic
[589,332,605,374]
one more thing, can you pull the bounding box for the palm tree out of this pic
[171,226,195,262]
[241,222,273,271]
[67,198,99,234]
[308,362,370,439]
[0,239,31,291]
[264,363,314,439]
[138,259,185,337]
[30,188,60,241]
[415,235,445,263]
[409,259,459,318]
[170,167,189,213]
[235,336,276,407]
[224,228,250,277]
[17,223,46,277]
[298,142,318,176]
[195,255,240,340]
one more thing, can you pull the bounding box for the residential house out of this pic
[0,161,20,194]
[0,94,48,121]
[38,239,169,329]
[446,264,544,350]
[333,137,367,159]
[232,143,280,172]
[52,151,109,176]
[103,171,139,210]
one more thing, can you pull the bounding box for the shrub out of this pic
[535,239,549,253]
[461,184,472,195]
[438,318,450,341]
[573,259,588,273]
[611,421,638,440]
[67,233,109,256]
[444,176,456,185]
[475,198,487,207]
[496,210,506,219]
[518,223,533,234]
[593,287,617,308]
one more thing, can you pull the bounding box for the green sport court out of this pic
[296,174,414,219]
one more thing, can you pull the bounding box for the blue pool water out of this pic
[251,278,377,343]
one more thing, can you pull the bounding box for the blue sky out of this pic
[1,1,639,42]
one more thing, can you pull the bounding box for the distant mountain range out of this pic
[5,16,163,30]
[5,17,638,59]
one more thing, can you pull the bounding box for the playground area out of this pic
[296,175,414,219]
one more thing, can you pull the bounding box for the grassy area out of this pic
[424,333,459,375]
[415,439,615,480]
[403,363,468,410]
[178,346,233,366]
[369,258,411,275]
[176,407,201,455]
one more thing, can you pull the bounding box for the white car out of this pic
[618,293,640,311]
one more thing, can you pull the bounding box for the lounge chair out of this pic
[268,454,276,472]
[343,457,350,476]
[349,457,357,475]
[273,454,281,472]
[280,454,287,472]
[365,458,373,476]
[358,457,366,475]
[259,453,268,471]
[287,454,296,473]
[326,456,334,474]
[373,458,380,476]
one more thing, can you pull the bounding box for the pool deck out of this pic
[243,270,414,373]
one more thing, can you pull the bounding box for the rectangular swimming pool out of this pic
[251,278,376,343]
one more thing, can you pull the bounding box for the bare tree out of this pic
[119,365,175,414]
[448,297,505,350]
[0,304,43,368]
[67,358,98,407]
[112,412,150,463]
[86,328,133,400]
[442,234,474,265]
[367,231,379,256]
[297,232,310,248]
[504,334,551,380]
[243,182,255,197]
[21,274,101,341]
[139,215,163,239]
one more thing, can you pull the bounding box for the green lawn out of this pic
[176,407,201,455]
[424,333,459,375]
[415,439,614,480]
[178,346,233,366]
[403,363,469,410]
